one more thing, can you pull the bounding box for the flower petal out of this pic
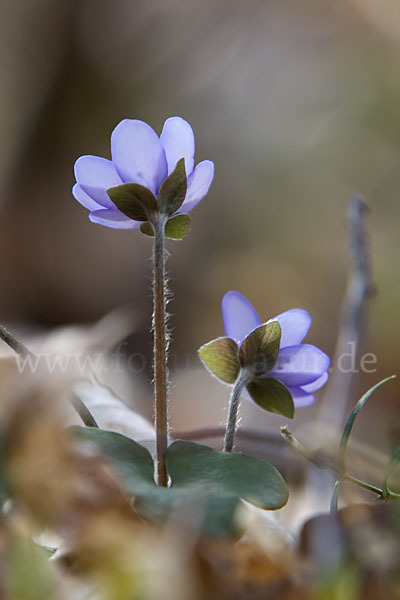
[222,291,261,344]
[160,116,195,176]
[89,208,141,229]
[288,387,315,407]
[270,344,330,387]
[72,184,103,212]
[180,160,214,213]
[301,371,329,393]
[74,156,122,208]
[111,119,167,194]
[267,309,312,349]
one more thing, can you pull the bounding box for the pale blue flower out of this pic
[222,291,330,406]
[73,117,214,229]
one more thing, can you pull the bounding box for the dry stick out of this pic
[281,426,400,502]
[69,392,99,428]
[0,324,33,358]
[317,196,374,432]
[0,324,98,428]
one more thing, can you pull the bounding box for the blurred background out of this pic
[0,0,399,452]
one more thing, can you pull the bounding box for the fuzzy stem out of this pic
[152,218,169,486]
[224,370,250,452]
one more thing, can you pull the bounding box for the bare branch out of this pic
[318,196,375,431]
[0,323,98,428]
[0,324,34,357]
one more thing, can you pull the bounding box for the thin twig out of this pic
[280,426,400,502]
[70,393,99,428]
[0,324,34,357]
[280,426,335,470]
[0,323,98,429]
[318,196,375,431]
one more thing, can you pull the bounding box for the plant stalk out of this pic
[224,370,250,452]
[152,218,169,486]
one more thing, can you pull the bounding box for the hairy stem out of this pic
[153,218,169,486]
[224,370,250,452]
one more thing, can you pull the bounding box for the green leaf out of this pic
[167,440,289,511]
[198,337,240,384]
[157,158,187,216]
[140,222,154,237]
[107,183,158,221]
[246,377,294,418]
[382,446,400,498]
[239,321,281,374]
[70,427,179,522]
[165,213,191,240]
[338,376,396,474]
[71,426,156,492]
[70,427,289,537]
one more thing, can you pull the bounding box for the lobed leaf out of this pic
[167,440,289,511]
[70,427,289,537]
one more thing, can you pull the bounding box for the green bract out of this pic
[108,159,191,241]
[164,213,191,240]
[246,377,294,418]
[239,321,281,374]
[107,183,158,221]
[157,158,187,216]
[139,214,191,240]
[198,337,240,384]
[198,320,294,418]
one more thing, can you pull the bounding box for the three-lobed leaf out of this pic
[198,337,240,384]
[70,427,289,537]
[167,440,289,511]
[107,183,158,221]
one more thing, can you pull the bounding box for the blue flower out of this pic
[73,117,214,229]
[221,291,330,406]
